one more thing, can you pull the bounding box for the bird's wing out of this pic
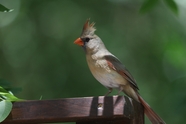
[104,55,139,90]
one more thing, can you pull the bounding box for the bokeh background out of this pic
[0,0,186,124]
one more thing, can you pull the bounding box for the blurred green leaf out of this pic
[39,95,43,100]
[165,41,186,69]
[164,0,178,14]
[0,100,12,122]
[0,86,7,93]
[0,88,23,102]
[0,84,23,122]
[140,0,159,13]
[0,92,22,101]
[0,4,13,12]
[0,86,23,101]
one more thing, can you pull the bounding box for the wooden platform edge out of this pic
[2,96,144,124]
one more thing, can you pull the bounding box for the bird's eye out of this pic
[85,38,90,42]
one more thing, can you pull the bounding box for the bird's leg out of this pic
[113,86,124,107]
[104,88,113,97]
[117,86,123,96]
[98,88,112,108]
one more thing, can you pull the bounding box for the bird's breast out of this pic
[86,55,128,89]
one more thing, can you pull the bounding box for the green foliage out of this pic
[165,40,186,69]
[140,0,159,13]
[140,0,178,14]
[0,100,12,123]
[0,80,23,122]
[0,4,13,12]
[0,79,23,101]
[164,0,178,14]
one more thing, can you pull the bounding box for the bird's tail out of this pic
[138,95,166,124]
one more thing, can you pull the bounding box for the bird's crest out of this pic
[81,19,96,36]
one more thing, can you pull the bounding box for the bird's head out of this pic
[74,19,105,53]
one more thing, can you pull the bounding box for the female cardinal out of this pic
[74,19,165,124]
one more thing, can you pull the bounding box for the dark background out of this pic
[0,0,186,124]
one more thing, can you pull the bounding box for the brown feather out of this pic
[105,55,139,90]
[105,55,166,124]
[138,95,166,124]
[81,19,96,36]
[83,19,89,31]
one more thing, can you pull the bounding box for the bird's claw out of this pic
[98,103,103,109]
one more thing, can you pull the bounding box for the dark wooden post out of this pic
[2,96,144,124]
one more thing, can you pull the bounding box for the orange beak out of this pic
[74,38,84,46]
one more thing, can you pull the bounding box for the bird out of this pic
[74,19,166,124]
